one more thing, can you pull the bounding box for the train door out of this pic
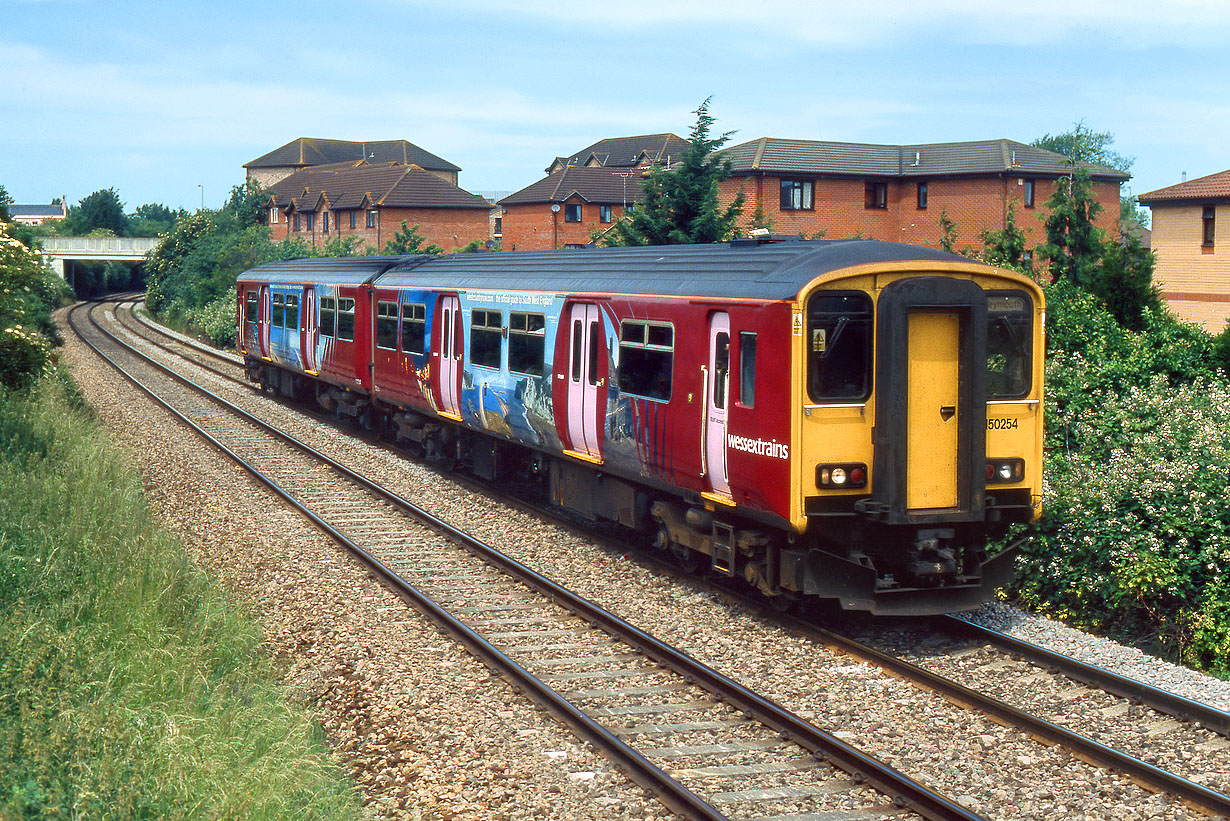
[437,295,462,419]
[703,312,732,499]
[566,303,603,459]
[906,312,960,508]
[243,288,259,354]
[302,287,317,373]
[258,285,271,359]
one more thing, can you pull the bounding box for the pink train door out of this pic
[566,303,603,460]
[301,287,317,373]
[258,285,271,359]
[437,295,462,419]
[704,312,732,499]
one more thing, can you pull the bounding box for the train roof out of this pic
[235,255,426,285]
[375,240,981,301]
[234,240,997,300]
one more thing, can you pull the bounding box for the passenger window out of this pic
[739,332,756,408]
[319,297,336,338]
[618,320,673,401]
[571,320,583,382]
[713,332,729,409]
[401,303,426,354]
[245,291,258,324]
[807,292,872,402]
[284,294,299,330]
[986,291,1033,398]
[587,320,600,386]
[470,308,502,369]
[272,293,285,329]
[509,312,545,375]
[337,298,355,342]
[376,301,398,350]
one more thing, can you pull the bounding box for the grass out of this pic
[0,373,366,819]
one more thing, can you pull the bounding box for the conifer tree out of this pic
[606,99,745,246]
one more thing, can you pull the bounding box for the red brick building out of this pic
[245,138,461,188]
[717,138,1127,257]
[267,161,493,253]
[498,166,647,251]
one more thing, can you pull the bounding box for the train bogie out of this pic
[236,239,1044,616]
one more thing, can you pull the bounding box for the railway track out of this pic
[77,299,983,820]
[94,297,1230,818]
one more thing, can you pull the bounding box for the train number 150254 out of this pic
[987,418,1019,430]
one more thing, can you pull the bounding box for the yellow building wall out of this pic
[1152,203,1230,332]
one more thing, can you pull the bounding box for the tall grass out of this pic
[0,375,365,819]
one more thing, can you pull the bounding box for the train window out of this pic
[272,293,285,328]
[587,319,600,386]
[571,320,583,382]
[376,301,398,350]
[807,292,872,403]
[509,312,545,375]
[320,297,336,337]
[986,290,1033,398]
[285,294,299,330]
[244,291,257,324]
[618,320,673,402]
[401,303,426,355]
[471,308,502,369]
[738,332,757,408]
[337,298,355,342]
[713,332,730,409]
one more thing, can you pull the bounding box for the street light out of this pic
[197,184,203,210]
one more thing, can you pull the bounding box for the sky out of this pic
[2,0,1227,216]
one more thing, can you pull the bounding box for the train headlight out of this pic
[816,463,867,489]
[985,458,1025,484]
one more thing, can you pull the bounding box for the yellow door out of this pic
[907,311,960,509]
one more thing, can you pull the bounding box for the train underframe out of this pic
[248,358,1021,616]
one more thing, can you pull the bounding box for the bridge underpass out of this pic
[39,236,159,291]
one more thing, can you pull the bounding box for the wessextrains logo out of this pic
[726,433,789,460]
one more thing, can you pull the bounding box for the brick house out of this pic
[245,138,461,188]
[267,161,493,253]
[545,133,689,175]
[8,201,67,226]
[1138,169,1230,332]
[498,166,647,251]
[716,138,1127,257]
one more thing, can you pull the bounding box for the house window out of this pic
[366,209,378,228]
[322,212,330,233]
[319,297,336,337]
[337,297,356,342]
[780,179,814,211]
[864,182,888,210]
[509,312,546,375]
[917,182,928,210]
[305,213,314,231]
[494,216,503,236]
[599,205,612,223]
[1203,206,1216,248]
[376,301,398,350]
[401,303,426,354]
[269,207,279,224]
[1023,179,1036,208]
[349,211,357,229]
[470,309,503,369]
[564,202,582,222]
[618,320,673,401]
[293,214,301,232]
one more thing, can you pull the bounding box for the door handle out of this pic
[940,406,956,421]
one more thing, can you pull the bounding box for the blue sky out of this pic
[2,0,1227,216]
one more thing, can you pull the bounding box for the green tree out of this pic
[981,202,1028,269]
[129,202,185,237]
[225,180,267,228]
[62,188,130,236]
[1036,169,1105,286]
[1032,120,1145,229]
[0,185,12,222]
[1091,228,1161,331]
[938,208,959,253]
[382,221,443,255]
[605,98,746,246]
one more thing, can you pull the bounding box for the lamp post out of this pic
[197,184,203,211]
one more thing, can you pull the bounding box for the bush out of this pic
[0,326,53,390]
[184,288,238,348]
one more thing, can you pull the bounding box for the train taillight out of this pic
[817,463,867,489]
[985,458,1025,484]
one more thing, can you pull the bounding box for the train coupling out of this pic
[906,529,958,585]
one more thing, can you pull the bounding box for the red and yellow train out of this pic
[236,238,1043,614]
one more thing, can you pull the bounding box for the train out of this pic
[236,238,1044,615]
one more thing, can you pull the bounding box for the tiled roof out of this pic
[547,133,689,172]
[269,162,491,212]
[499,167,649,207]
[1138,169,1230,204]
[10,204,66,218]
[245,138,460,173]
[719,138,1129,181]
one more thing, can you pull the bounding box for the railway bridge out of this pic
[39,236,158,288]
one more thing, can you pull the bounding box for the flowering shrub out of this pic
[183,288,237,348]
[1,222,69,390]
[1011,280,1230,675]
[0,325,53,390]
